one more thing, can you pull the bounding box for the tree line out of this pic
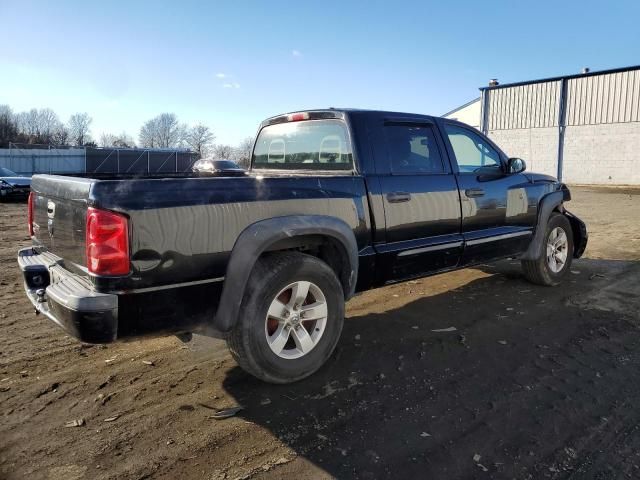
[0,105,94,148]
[0,105,254,167]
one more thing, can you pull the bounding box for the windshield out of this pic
[214,160,242,170]
[0,167,18,176]
[252,119,353,171]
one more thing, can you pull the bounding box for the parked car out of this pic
[0,167,31,199]
[192,158,247,175]
[17,109,587,383]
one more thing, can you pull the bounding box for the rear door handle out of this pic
[465,188,485,198]
[387,192,411,203]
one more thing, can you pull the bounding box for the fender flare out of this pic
[520,190,565,261]
[213,215,359,332]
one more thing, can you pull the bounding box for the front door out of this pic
[439,121,533,265]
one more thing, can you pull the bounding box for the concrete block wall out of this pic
[563,122,640,185]
[488,128,559,178]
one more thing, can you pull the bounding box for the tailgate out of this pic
[30,175,93,273]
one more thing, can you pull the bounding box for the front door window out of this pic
[444,124,501,173]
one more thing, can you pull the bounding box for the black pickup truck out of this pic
[18,109,587,383]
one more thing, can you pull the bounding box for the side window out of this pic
[444,124,502,173]
[383,125,444,174]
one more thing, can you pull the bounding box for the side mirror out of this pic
[507,157,526,174]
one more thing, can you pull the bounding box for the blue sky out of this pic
[1,0,638,146]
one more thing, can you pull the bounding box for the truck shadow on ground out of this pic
[222,258,640,479]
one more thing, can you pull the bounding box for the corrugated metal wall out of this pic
[487,81,560,130]
[566,70,640,125]
[486,68,640,131]
[482,66,640,184]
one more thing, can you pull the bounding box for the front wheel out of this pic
[521,212,574,286]
[226,252,344,384]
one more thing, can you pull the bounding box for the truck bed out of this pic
[29,173,372,292]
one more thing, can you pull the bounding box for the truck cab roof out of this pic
[260,108,439,128]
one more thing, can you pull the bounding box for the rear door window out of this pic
[252,120,353,170]
[383,125,444,174]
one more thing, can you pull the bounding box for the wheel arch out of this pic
[520,190,565,261]
[213,215,358,332]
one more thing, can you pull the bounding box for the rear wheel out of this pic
[226,252,344,383]
[522,212,574,286]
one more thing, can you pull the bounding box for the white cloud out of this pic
[216,73,226,78]
[292,49,302,57]
[223,83,240,89]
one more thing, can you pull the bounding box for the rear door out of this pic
[438,120,533,265]
[369,116,463,282]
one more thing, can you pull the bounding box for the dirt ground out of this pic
[1,186,639,480]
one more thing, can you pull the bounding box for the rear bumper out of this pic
[17,247,118,343]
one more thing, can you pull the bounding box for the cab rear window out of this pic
[252,120,353,171]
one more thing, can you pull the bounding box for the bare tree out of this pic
[0,105,18,147]
[234,136,254,168]
[12,108,62,144]
[213,144,233,159]
[2,104,221,151]
[68,113,92,146]
[51,124,70,145]
[139,113,184,148]
[102,132,136,148]
[16,109,40,137]
[38,108,60,140]
[185,124,215,157]
[0,104,13,121]
[138,118,158,148]
[156,113,183,148]
[100,132,117,147]
[114,132,135,148]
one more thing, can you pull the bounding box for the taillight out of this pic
[86,207,130,276]
[27,192,34,236]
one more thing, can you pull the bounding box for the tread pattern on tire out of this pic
[521,212,573,286]
[521,255,548,285]
[225,253,286,381]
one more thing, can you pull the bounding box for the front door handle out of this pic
[465,188,485,198]
[387,192,411,203]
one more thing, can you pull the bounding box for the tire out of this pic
[521,212,574,286]
[226,252,345,384]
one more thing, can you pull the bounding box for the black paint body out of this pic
[21,109,587,343]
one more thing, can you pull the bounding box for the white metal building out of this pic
[444,65,640,185]
[442,98,481,129]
